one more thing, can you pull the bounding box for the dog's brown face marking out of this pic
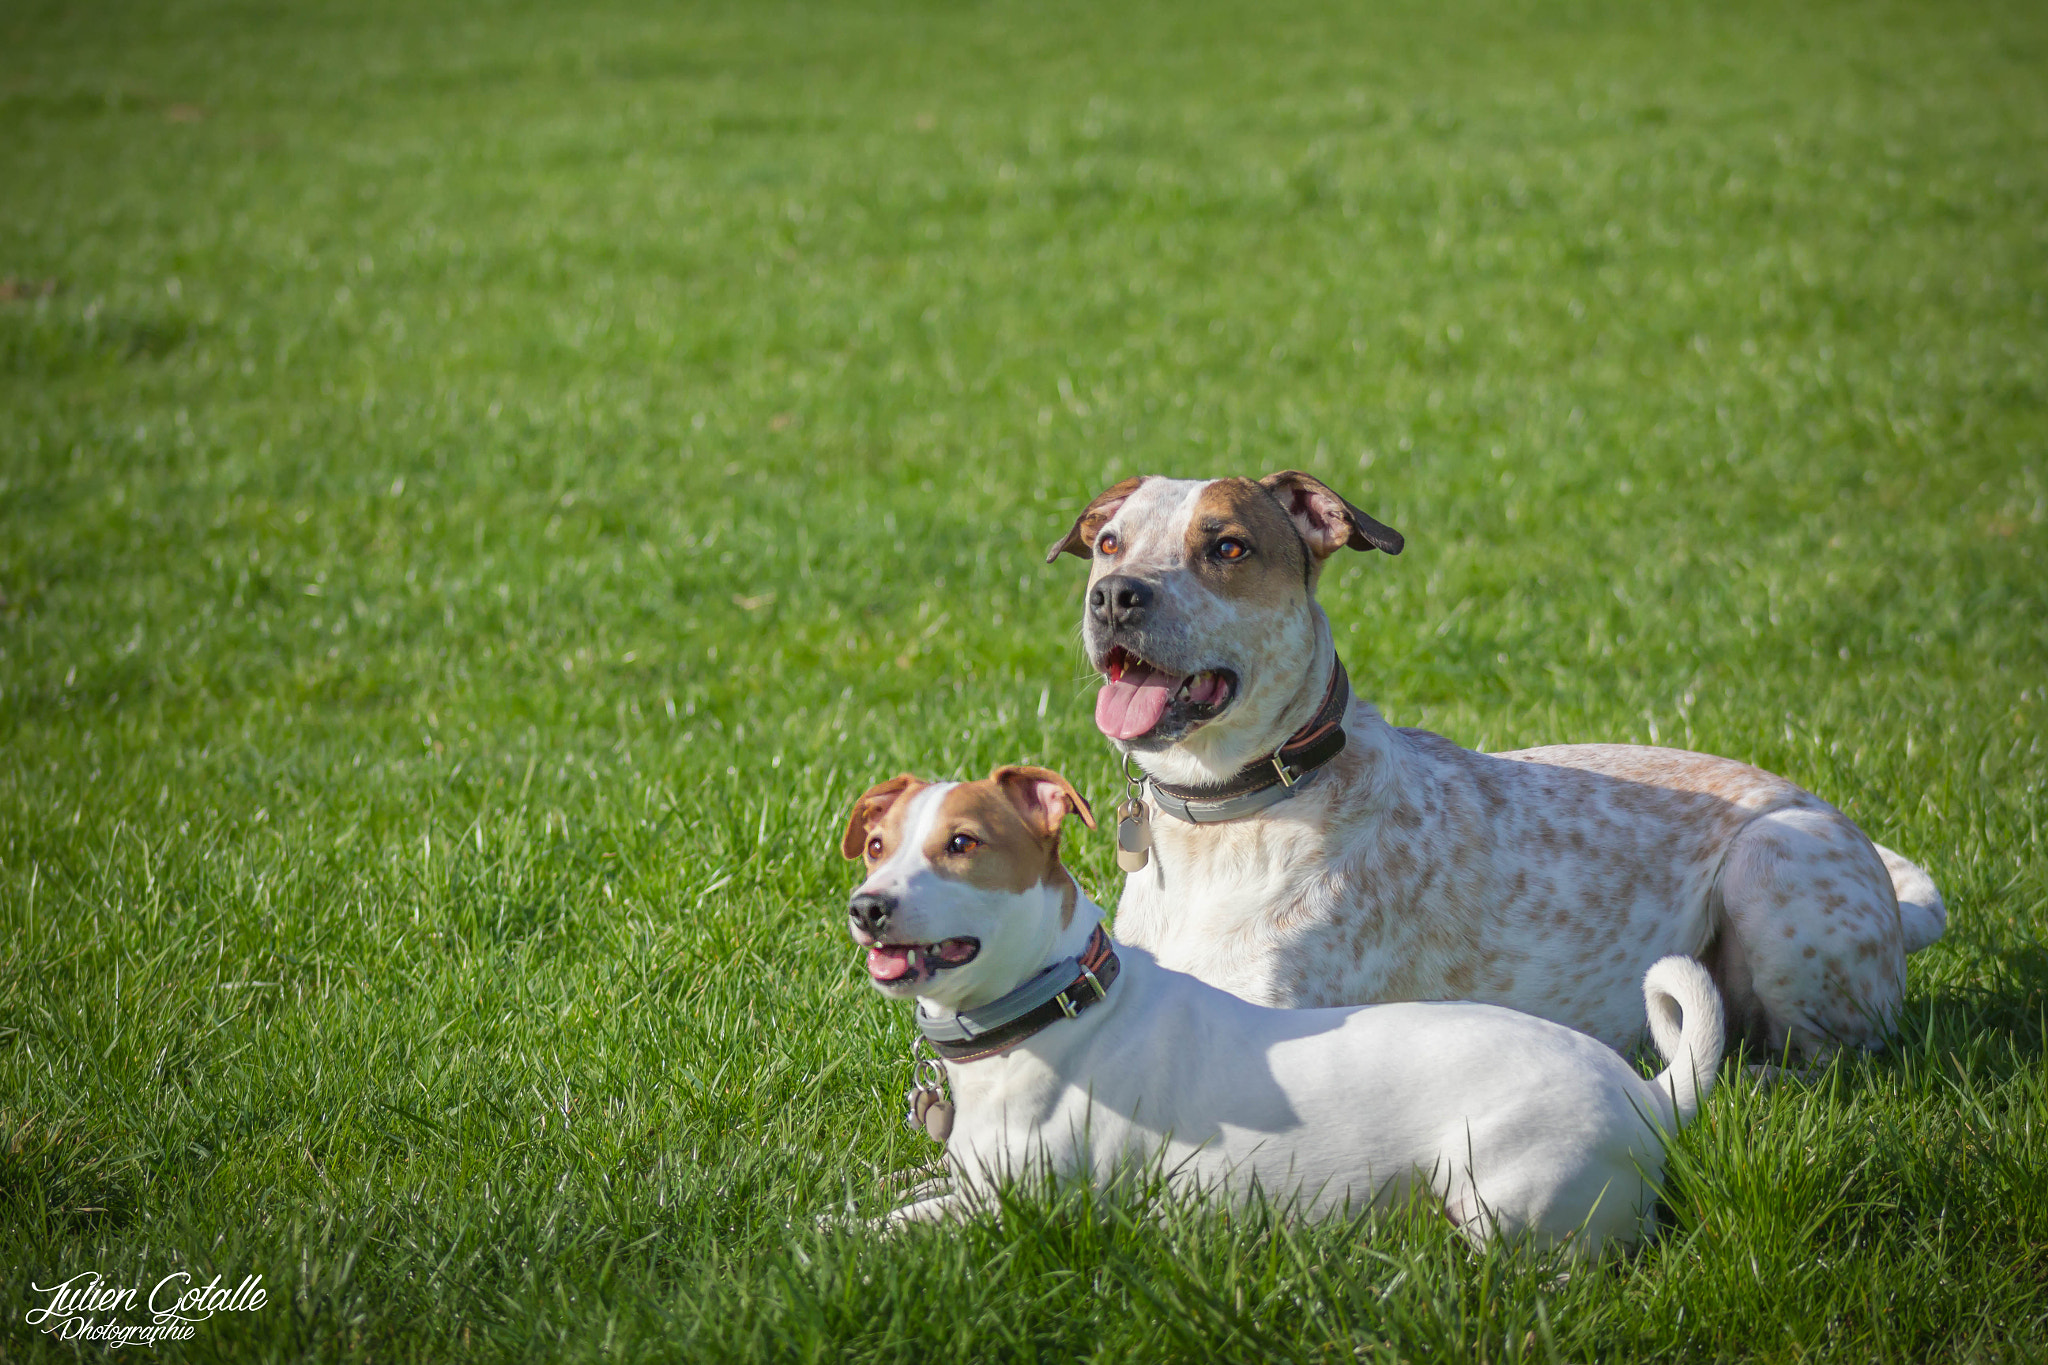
[841,774,926,861]
[925,782,1051,896]
[1184,478,1309,606]
[1046,476,1147,562]
[845,769,1095,926]
[1259,470,1405,560]
[846,781,1042,894]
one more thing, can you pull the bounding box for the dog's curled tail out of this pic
[1873,842,1946,955]
[1643,955,1725,1129]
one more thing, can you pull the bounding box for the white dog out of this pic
[1047,471,1946,1057]
[841,766,1725,1255]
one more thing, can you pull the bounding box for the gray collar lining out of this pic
[1147,763,1329,824]
[917,943,1100,1044]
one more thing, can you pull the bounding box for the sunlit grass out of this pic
[2,0,2044,1359]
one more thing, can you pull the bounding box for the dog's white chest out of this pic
[1112,821,1340,1005]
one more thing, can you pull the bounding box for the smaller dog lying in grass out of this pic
[842,765,1726,1256]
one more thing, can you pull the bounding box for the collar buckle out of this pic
[1271,753,1303,788]
[918,925,1121,1061]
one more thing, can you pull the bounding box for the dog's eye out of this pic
[866,835,884,858]
[1214,538,1249,561]
[1095,531,1122,557]
[946,833,980,856]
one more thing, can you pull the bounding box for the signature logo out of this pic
[24,1270,266,1348]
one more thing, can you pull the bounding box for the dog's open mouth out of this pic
[864,937,981,988]
[1095,646,1237,742]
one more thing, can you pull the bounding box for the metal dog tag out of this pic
[922,1099,954,1143]
[907,1088,954,1143]
[1116,798,1151,873]
[905,1035,954,1145]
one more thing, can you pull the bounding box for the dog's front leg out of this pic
[884,1187,979,1227]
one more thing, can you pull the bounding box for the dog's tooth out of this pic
[907,947,921,970]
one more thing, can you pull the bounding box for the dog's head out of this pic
[840,766,1096,1010]
[1046,472,1401,774]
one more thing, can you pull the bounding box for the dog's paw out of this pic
[884,1192,977,1228]
[877,1160,948,1193]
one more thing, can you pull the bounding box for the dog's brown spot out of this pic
[928,782,1050,895]
[912,772,1095,924]
[1257,470,1404,557]
[1046,476,1147,561]
[841,774,926,860]
[1471,764,1512,816]
[1382,843,1418,881]
[1180,478,1309,603]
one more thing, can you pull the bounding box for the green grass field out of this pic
[3,0,2046,1358]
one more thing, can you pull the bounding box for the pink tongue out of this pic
[1096,666,1178,740]
[867,945,914,981]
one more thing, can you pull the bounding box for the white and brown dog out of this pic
[841,767,1725,1254]
[1047,472,1946,1057]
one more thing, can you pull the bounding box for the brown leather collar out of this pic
[1147,656,1351,824]
[916,925,1120,1063]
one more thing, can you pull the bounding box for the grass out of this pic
[2,0,2045,1358]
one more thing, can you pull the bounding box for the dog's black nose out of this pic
[1089,575,1153,629]
[849,892,894,936]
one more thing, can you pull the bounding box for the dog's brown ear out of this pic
[840,774,924,859]
[991,765,1097,838]
[1045,476,1147,562]
[1259,470,1403,558]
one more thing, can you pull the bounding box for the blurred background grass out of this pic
[2,0,2044,1359]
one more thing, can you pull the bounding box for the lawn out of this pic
[2,0,2045,1359]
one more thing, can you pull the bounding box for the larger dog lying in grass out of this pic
[841,766,1724,1254]
[1047,471,1946,1057]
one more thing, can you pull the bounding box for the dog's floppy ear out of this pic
[1045,476,1147,562]
[840,774,923,859]
[1258,470,1403,558]
[991,765,1097,839]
